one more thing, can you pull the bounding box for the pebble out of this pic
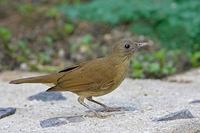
[28,92,66,102]
[153,109,195,122]
[189,100,200,104]
[40,116,85,128]
[0,107,16,119]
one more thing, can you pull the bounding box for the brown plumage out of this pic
[10,39,147,118]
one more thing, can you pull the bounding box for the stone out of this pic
[28,92,66,102]
[189,100,200,104]
[0,107,16,119]
[153,109,195,122]
[40,116,85,128]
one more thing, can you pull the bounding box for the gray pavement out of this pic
[0,70,200,133]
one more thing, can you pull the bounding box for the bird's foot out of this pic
[103,107,122,112]
[95,112,110,119]
[85,112,110,119]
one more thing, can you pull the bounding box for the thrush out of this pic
[10,39,147,118]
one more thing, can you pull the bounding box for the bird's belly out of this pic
[75,87,115,97]
[74,79,124,97]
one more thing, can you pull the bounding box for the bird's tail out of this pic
[9,73,62,84]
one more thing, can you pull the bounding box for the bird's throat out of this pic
[108,53,132,65]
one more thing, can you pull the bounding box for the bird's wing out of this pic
[48,58,116,92]
[59,60,91,73]
[59,64,80,73]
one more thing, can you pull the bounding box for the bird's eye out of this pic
[124,44,130,49]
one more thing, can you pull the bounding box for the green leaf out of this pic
[64,23,74,34]
[132,69,144,78]
[147,63,161,73]
[18,4,34,14]
[46,7,60,18]
[191,52,200,67]
[81,34,93,44]
[0,27,11,42]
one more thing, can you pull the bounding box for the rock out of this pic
[189,100,200,104]
[40,116,85,128]
[153,109,195,122]
[28,92,66,102]
[0,107,16,119]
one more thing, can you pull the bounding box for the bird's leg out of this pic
[78,96,107,118]
[87,97,122,112]
[87,97,108,108]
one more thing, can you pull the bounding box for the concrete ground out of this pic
[0,69,200,133]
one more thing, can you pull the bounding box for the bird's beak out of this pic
[136,41,148,48]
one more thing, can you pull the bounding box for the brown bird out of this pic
[10,39,147,118]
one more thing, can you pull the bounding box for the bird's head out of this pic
[112,39,147,58]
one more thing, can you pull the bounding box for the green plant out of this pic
[43,36,54,46]
[46,7,60,18]
[190,52,200,67]
[59,0,200,52]
[10,40,31,63]
[0,26,11,42]
[131,49,183,78]
[81,34,92,44]
[69,34,93,54]
[17,4,35,14]
[63,23,74,34]
[37,52,51,64]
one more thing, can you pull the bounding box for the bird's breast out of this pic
[112,61,129,87]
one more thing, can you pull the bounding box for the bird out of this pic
[10,39,147,118]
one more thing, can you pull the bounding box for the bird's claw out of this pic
[84,112,110,119]
[95,113,110,119]
[103,107,122,112]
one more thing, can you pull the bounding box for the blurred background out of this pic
[0,0,199,79]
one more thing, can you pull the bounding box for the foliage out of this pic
[0,26,11,42]
[131,50,180,78]
[17,3,35,14]
[132,49,200,78]
[60,0,200,52]
[0,0,199,78]
[190,52,200,67]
